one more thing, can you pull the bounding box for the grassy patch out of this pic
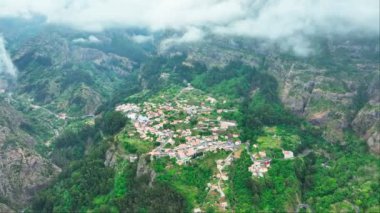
[256,126,301,151]
[118,134,154,154]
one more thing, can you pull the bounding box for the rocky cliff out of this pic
[269,40,379,152]
[178,37,379,153]
[0,99,60,209]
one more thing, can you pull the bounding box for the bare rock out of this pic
[367,130,380,154]
[0,203,15,213]
[0,146,61,209]
[136,155,156,187]
[352,101,380,154]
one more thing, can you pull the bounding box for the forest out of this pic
[29,57,379,213]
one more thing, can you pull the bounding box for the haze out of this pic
[0,0,379,55]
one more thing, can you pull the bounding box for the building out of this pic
[282,150,294,159]
[186,148,196,157]
[58,113,67,120]
[258,151,266,158]
[138,115,149,123]
[176,150,187,160]
[220,121,237,129]
[127,113,138,120]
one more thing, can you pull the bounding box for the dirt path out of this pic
[204,152,235,211]
[215,153,233,197]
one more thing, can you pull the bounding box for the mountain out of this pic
[165,36,380,153]
[13,32,136,116]
[0,97,60,209]
[0,23,379,212]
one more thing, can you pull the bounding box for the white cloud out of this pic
[72,35,101,43]
[0,0,379,55]
[160,27,205,52]
[130,35,153,44]
[0,36,17,77]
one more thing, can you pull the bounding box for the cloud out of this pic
[130,35,153,44]
[0,36,17,77]
[72,35,101,43]
[0,0,379,55]
[160,27,205,52]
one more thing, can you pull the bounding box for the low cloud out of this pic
[130,35,153,44]
[160,27,205,52]
[72,35,101,44]
[0,36,17,77]
[0,0,379,55]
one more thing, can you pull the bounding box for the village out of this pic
[116,86,241,165]
[115,87,297,212]
[116,86,295,171]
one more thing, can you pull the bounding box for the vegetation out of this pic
[227,151,255,212]
[25,56,379,213]
[303,133,380,212]
[153,152,229,211]
[119,135,154,154]
[95,111,127,135]
[32,149,114,213]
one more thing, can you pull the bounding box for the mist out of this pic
[0,0,378,55]
[0,36,17,77]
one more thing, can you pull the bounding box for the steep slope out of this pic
[0,30,142,210]
[352,79,380,154]
[174,36,380,153]
[0,98,60,210]
[0,27,378,212]
[13,32,135,116]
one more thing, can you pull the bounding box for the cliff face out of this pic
[178,37,379,154]
[269,41,379,152]
[0,146,61,208]
[0,28,378,211]
[352,80,380,154]
[0,100,60,209]
[0,31,139,210]
[136,154,156,183]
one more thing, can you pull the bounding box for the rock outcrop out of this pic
[352,101,380,154]
[175,36,380,153]
[136,155,156,187]
[0,203,15,213]
[0,100,60,209]
[0,146,61,208]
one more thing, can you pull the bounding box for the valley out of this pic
[0,22,378,213]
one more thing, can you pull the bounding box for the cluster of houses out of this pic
[151,140,238,165]
[115,92,241,165]
[248,150,272,177]
[115,87,299,212]
[248,145,295,177]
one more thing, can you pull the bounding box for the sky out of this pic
[0,0,379,55]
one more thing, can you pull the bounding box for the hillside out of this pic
[0,25,378,212]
